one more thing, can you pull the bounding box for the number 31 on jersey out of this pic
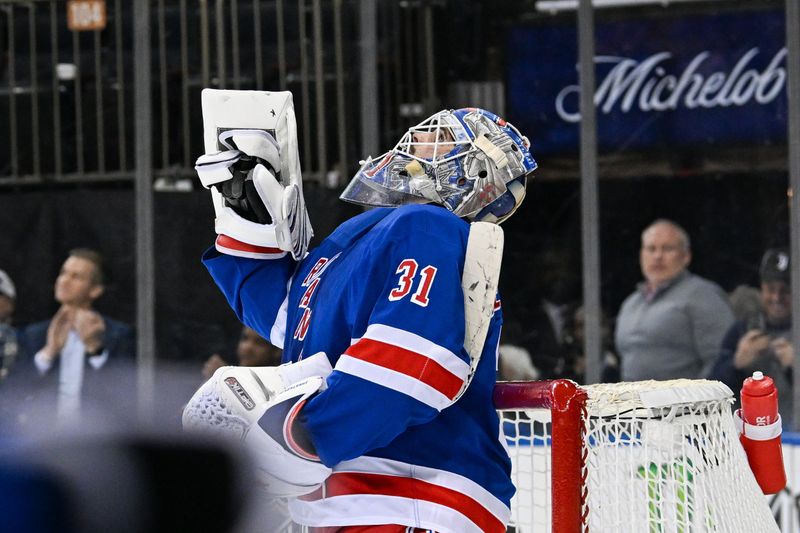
[389,259,437,307]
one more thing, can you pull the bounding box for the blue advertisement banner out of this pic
[507,10,787,155]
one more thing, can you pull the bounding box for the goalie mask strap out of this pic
[474,134,508,169]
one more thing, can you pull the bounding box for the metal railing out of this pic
[0,0,444,187]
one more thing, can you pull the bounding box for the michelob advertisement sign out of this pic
[508,9,787,155]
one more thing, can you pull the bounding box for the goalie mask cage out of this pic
[494,379,779,533]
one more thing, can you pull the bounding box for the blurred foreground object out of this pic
[0,433,257,533]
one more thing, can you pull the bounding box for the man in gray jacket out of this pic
[615,219,734,382]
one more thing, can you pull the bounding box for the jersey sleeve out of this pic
[300,210,473,466]
[202,247,296,348]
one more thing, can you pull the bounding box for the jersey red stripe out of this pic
[344,338,463,400]
[216,234,283,254]
[305,472,505,533]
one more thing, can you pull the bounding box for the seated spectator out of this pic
[496,316,558,381]
[498,342,539,381]
[500,247,580,381]
[0,269,18,382]
[728,284,762,325]
[201,325,282,379]
[0,269,14,324]
[15,249,135,424]
[561,305,620,384]
[710,248,794,427]
[615,219,735,381]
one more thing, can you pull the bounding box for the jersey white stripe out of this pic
[360,323,470,379]
[334,455,510,522]
[288,455,510,532]
[336,355,453,410]
[289,495,485,533]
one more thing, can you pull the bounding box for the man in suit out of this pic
[16,248,135,424]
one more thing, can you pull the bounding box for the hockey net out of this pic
[494,379,779,533]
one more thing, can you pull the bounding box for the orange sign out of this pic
[66,0,107,32]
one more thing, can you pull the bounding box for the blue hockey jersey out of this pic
[203,204,513,533]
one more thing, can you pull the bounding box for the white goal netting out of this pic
[500,379,779,533]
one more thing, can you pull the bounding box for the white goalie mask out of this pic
[340,108,537,224]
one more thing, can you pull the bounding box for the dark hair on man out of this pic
[68,248,106,286]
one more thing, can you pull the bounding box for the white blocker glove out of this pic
[246,376,329,496]
[182,355,333,497]
[195,129,313,260]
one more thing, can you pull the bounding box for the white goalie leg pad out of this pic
[244,376,331,497]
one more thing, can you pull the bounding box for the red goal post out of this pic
[494,379,779,533]
[494,380,587,533]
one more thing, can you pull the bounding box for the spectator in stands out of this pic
[0,269,18,382]
[0,269,14,325]
[615,219,735,381]
[728,284,763,325]
[500,247,579,380]
[710,248,794,426]
[16,248,135,423]
[201,325,282,379]
[497,320,540,381]
[561,304,620,384]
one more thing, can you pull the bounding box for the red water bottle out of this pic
[736,371,787,494]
